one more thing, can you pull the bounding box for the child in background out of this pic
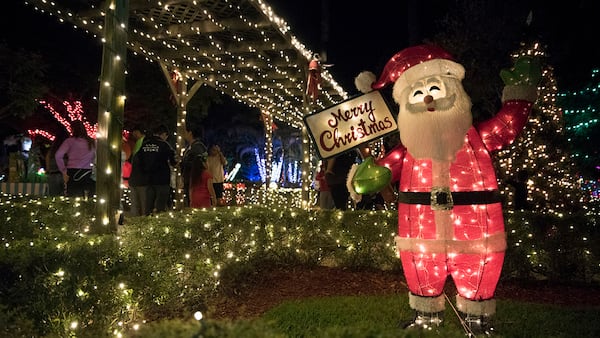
[189,155,216,208]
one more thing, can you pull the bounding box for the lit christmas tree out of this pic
[495,42,585,214]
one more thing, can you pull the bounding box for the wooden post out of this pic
[301,63,315,209]
[96,0,129,232]
[158,63,203,209]
[301,120,313,208]
[261,110,273,196]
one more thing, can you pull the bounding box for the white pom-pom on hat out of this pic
[354,71,376,94]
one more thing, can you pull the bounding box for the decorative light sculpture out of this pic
[349,44,541,334]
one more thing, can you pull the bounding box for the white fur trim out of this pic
[456,294,496,316]
[346,164,362,202]
[355,71,376,94]
[409,292,446,312]
[395,232,507,254]
[394,59,465,94]
[502,85,538,103]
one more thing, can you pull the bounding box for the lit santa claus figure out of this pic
[350,44,540,335]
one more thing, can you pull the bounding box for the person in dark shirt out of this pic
[127,124,149,216]
[127,153,147,216]
[135,124,177,215]
[325,150,357,210]
[181,126,208,207]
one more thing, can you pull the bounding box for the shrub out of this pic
[0,194,598,336]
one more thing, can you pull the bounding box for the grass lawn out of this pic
[260,294,600,338]
[130,293,600,337]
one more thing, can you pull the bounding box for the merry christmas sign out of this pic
[304,90,397,159]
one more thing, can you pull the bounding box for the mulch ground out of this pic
[205,265,600,320]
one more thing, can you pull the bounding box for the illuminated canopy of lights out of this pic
[25,0,349,130]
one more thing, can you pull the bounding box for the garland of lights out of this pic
[24,0,351,209]
[556,68,600,195]
[29,100,98,141]
[25,0,348,130]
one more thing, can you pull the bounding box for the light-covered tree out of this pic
[495,42,584,214]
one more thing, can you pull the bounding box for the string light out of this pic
[495,42,588,213]
[25,0,352,209]
[38,99,97,138]
[26,0,348,128]
[556,68,600,194]
[2,193,594,336]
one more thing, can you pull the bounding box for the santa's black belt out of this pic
[397,189,501,210]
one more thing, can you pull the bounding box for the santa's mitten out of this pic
[350,157,391,197]
[500,56,542,103]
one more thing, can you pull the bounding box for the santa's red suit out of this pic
[378,105,531,313]
[352,44,539,333]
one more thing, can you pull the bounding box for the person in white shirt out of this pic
[205,144,227,206]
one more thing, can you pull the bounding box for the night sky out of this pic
[269,0,599,93]
[2,1,599,106]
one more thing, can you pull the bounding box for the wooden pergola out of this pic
[26,0,348,230]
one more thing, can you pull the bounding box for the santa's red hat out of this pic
[355,44,465,95]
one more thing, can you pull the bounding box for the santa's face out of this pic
[393,75,472,162]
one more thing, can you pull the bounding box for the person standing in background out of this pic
[127,125,148,216]
[315,160,334,210]
[325,150,357,210]
[55,120,96,198]
[181,126,208,207]
[206,144,227,206]
[127,147,147,216]
[189,155,216,208]
[45,134,66,196]
[136,124,177,215]
[130,125,146,156]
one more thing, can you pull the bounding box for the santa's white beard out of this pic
[397,93,472,162]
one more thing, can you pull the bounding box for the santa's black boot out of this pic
[456,295,497,337]
[401,293,445,331]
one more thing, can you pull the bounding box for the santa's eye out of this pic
[428,83,446,99]
[408,88,426,104]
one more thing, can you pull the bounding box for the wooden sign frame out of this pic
[304,91,397,159]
